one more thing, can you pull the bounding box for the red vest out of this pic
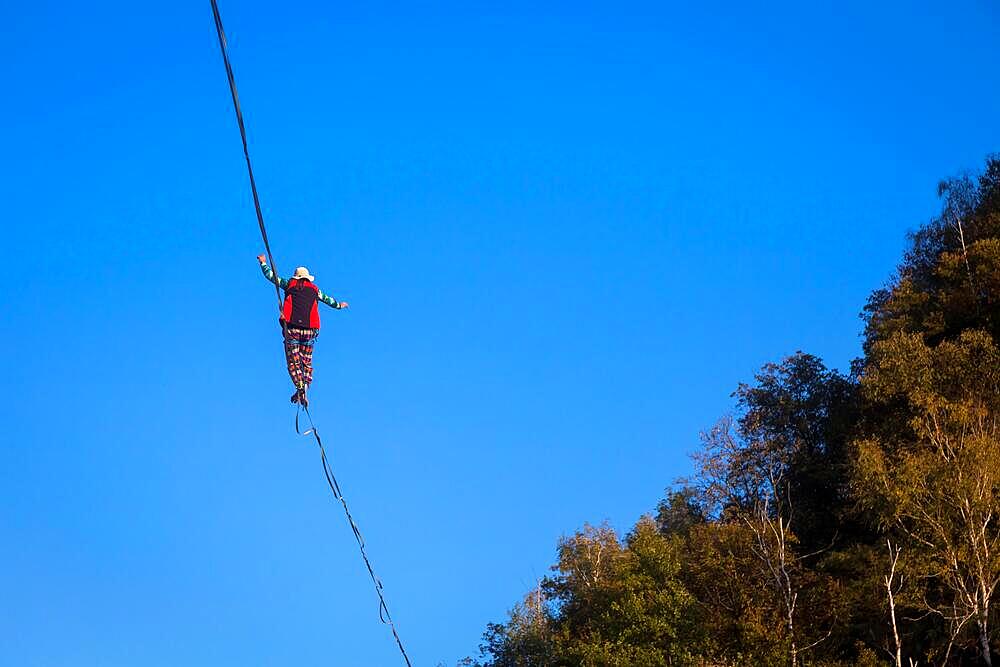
[282,279,321,329]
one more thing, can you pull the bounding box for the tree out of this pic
[694,415,836,667]
[676,521,789,664]
[478,589,556,667]
[863,156,1000,352]
[656,487,706,536]
[855,330,1000,665]
[733,353,859,552]
[555,519,706,666]
[476,521,708,666]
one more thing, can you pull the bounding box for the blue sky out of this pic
[1,1,998,665]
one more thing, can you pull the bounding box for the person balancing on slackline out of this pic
[257,254,349,407]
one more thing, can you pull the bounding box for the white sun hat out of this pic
[292,266,315,281]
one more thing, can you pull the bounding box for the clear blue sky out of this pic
[1,1,997,665]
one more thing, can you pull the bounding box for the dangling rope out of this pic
[208,2,412,664]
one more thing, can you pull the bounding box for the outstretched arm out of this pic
[318,288,348,310]
[257,255,288,289]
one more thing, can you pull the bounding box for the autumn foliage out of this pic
[470,157,1000,666]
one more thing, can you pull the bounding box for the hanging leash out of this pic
[209,2,412,664]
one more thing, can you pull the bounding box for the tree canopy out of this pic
[470,156,1000,666]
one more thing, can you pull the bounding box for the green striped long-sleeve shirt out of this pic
[260,263,343,309]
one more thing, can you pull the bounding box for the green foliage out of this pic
[854,329,1000,664]
[677,522,789,664]
[475,157,1000,667]
[479,521,710,666]
[655,487,705,536]
[863,156,1000,350]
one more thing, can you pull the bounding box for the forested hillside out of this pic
[468,157,1000,666]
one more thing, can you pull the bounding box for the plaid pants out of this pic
[283,326,318,389]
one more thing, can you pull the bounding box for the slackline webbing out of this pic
[208,2,412,664]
